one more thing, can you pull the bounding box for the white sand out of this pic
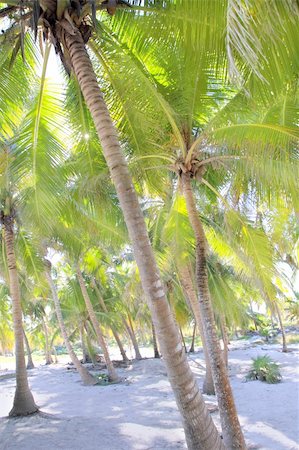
[0,343,298,450]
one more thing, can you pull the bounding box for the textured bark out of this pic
[45,264,97,385]
[276,305,288,353]
[124,316,142,360]
[94,281,129,363]
[65,30,225,449]
[41,316,53,365]
[23,331,35,370]
[179,265,215,395]
[152,321,160,358]
[182,172,246,450]
[76,266,119,382]
[3,220,38,416]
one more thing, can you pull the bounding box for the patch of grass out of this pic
[246,355,282,384]
[95,373,110,385]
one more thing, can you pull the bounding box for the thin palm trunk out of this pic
[79,324,90,363]
[3,218,37,416]
[189,323,196,353]
[84,322,97,365]
[76,266,119,382]
[179,265,215,395]
[123,316,142,360]
[220,315,229,368]
[182,172,246,450]
[152,321,160,358]
[65,29,225,449]
[93,280,129,363]
[179,325,188,353]
[41,316,53,365]
[276,304,288,353]
[23,331,35,370]
[44,262,97,385]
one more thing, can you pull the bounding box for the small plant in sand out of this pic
[246,355,282,384]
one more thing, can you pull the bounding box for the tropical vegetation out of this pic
[0,1,298,449]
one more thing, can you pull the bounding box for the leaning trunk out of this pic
[23,331,35,370]
[41,316,53,365]
[220,314,229,368]
[79,324,91,364]
[189,322,196,353]
[123,316,142,360]
[94,281,129,363]
[152,321,160,358]
[65,29,224,449]
[76,266,119,382]
[3,219,37,416]
[182,172,246,449]
[179,265,215,395]
[179,325,188,353]
[44,263,97,385]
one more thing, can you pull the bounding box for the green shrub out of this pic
[246,355,282,383]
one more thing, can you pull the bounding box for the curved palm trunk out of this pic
[41,316,53,365]
[182,173,246,450]
[44,264,97,385]
[152,321,160,358]
[179,265,215,395]
[76,266,119,381]
[23,331,35,370]
[123,316,142,360]
[3,219,38,416]
[93,281,129,363]
[65,29,224,450]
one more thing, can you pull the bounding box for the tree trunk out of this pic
[3,219,38,416]
[93,280,129,363]
[44,262,97,385]
[189,323,196,353]
[276,304,288,353]
[124,316,142,360]
[41,316,53,365]
[220,315,229,369]
[76,266,119,382]
[52,345,58,364]
[182,172,246,450]
[178,265,215,395]
[179,325,188,353]
[23,331,35,370]
[84,322,97,365]
[65,29,225,449]
[152,321,160,358]
[79,324,91,364]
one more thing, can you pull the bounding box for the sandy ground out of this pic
[0,342,298,450]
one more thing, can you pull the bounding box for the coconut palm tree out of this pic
[87,4,298,447]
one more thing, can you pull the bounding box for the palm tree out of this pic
[1,210,38,415]
[27,6,224,445]
[1,1,297,446]
[44,259,98,385]
[76,264,119,381]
